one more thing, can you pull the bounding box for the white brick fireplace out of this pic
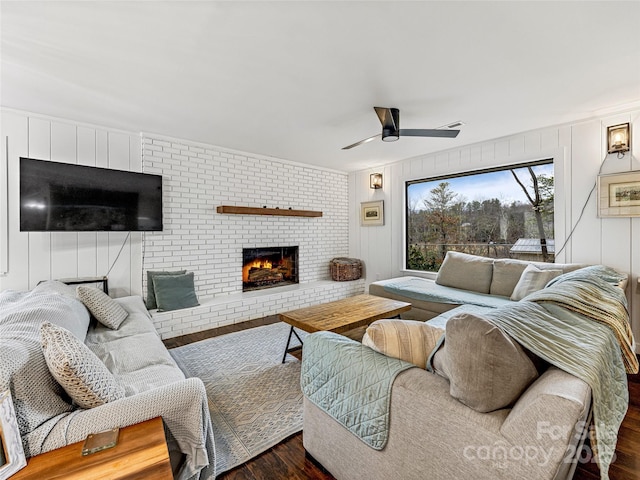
[142,134,362,338]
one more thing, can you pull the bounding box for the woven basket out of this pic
[330,257,362,281]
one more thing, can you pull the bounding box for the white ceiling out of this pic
[2,1,639,173]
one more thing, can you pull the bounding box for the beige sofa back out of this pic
[435,251,587,299]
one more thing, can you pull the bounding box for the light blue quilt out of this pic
[300,332,413,449]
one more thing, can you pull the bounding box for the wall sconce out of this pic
[607,123,630,155]
[370,173,383,189]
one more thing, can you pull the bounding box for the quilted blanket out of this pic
[301,332,413,449]
[483,265,635,480]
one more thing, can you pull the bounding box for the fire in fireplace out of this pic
[242,246,299,292]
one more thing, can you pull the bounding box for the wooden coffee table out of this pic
[279,294,411,362]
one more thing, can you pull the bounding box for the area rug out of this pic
[169,322,306,476]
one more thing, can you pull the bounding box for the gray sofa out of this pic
[302,253,633,480]
[0,281,215,480]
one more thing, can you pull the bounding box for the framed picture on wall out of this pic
[361,200,384,226]
[597,171,640,217]
[0,390,27,480]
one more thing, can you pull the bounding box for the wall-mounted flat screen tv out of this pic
[20,157,163,232]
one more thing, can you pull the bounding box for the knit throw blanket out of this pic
[525,265,638,374]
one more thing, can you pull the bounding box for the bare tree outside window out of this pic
[406,161,554,272]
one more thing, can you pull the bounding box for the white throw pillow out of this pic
[40,321,125,409]
[76,286,128,329]
[510,264,563,301]
[362,319,444,369]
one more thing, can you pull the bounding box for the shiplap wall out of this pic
[349,107,640,351]
[0,110,143,296]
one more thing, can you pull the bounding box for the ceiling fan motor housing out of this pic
[381,107,400,142]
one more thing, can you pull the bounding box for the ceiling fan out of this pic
[342,107,461,150]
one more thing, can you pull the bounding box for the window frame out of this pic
[404,158,554,272]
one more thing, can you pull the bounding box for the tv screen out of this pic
[20,157,163,232]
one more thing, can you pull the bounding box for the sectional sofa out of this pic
[301,252,636,480]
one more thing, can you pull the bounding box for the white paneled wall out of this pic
[349,107,640,352]
[0,110,142,296]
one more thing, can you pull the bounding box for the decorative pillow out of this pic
[490,259,529,297]
[432,312,538,413]
[40,322,125,409]
[152,272,199,312]
[146,270,187,309]
[510,264,563,301]
[76,286,128,330]
[435,251,494,294]
[362,319,444,369]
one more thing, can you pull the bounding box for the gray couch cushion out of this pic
[153,272,199,312]
[435,251,494,294]
[85,296,186,396]
[433,311,539,412]
[490,258,529,296]
[145,270,186,310]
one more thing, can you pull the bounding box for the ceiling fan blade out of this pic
[342,133,381,150]
[374,107,397,130]
[399,129,460,138]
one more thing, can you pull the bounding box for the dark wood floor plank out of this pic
[175,320,640,480]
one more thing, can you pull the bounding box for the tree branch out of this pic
[511,170,535,205]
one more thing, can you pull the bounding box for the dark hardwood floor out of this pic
[164,321,640,480]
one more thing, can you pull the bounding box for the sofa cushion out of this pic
[362,319,444,369]
[85,296,186,396]
[76,286,128,330]
[490,258,529,296]
[510,264,563,301]
[432,311,539,412]
[146,270,187,309]
[153,272,199,312]
[40,322,125,409]
[435,252,494,294]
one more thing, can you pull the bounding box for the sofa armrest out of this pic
[501,367,591,459]
[42,377,213,480]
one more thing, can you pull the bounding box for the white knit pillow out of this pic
[76,286,128,329]
[362,319,445,369]
[510,264,563,301]
[40,322,125,409]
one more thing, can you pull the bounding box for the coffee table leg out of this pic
[282,326,304,363]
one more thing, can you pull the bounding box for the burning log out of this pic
[248,267,283,283]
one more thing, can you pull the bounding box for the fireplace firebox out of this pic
[242,246,299,292]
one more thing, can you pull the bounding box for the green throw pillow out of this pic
[146,270,186,309]
[152,272,199,312]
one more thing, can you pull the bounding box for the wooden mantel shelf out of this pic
[216,206,323,217]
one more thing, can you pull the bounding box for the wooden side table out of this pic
[12,417,172,480]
